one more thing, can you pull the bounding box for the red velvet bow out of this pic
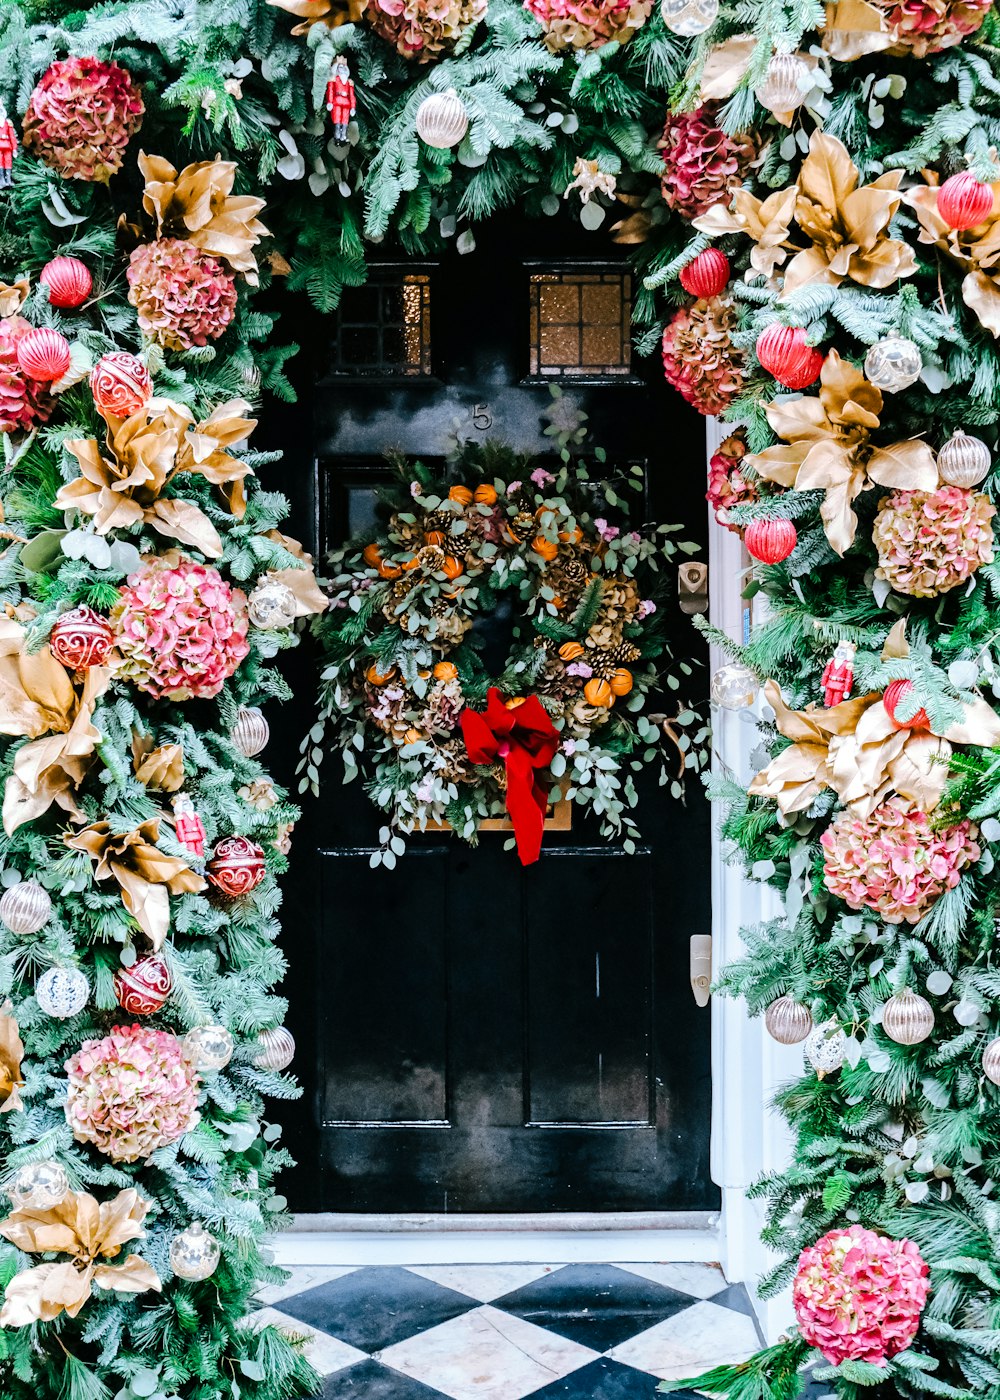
[460,688,560,866]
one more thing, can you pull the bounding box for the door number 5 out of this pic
[473,403,493,431]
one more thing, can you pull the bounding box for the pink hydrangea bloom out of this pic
[794,1225,931,1366]
[22,57,144,182]
[660,105,757,220]
[65,1024,200,1163]
[127,239,238,351]
[821,796,979,924]
[877,0,991,54]
[662,297,744,417]
[0,316,56,434]
[523,0,653,51]
[594,518,620,543]
[873,486,995,598]
[531,468,555,487]
[370,0,487,60]
[112,557,250,700]
[707,429,756,529]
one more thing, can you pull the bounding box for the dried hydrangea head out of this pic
[794,1225,930,1365]
[707,429,756,529]
[0,316,56,434]
[127,239,238,351]
[660,104,756,220]
[873,485,995,597]
[523,0,654,51]
[22,57,144,182]
[662,297,745,417]
[879,0,992,55]
[369,0,488,60]
[821,796,979,924]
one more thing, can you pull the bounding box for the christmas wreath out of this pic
[305,438,706,865]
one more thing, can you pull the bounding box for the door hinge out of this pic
[690,934,712,1007]
[678,562,708,615]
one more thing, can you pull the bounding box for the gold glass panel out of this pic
[528,270,631,378]
[334,273,432,376]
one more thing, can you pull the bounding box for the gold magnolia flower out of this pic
[131,731,185,791]
[138,153,269,280]
[0,1005,25,1114]
[0,1189,160,1327]
[907,176,1000,335]
[267,0,368,33]
[746,350,938,554]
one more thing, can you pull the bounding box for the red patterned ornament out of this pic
[40,256,92,309]
[49,605,114,670]
[206,835,265,898]
[744,518,797,564]
[679,248,730,299]
[16,327,71,383]
[113,954,172,1015]
[172,794,206,860]
[90,351,153,418]
[883,679,930,731]
[756,324,824,390]
[938,171,994,230]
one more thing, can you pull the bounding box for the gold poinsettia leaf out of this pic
[0,1260,92,1325]
[267,0,367,32]
[0,278,30,319]
[610,209,652,245]
[0,1004,24,1114]
[963,269,1000,336]
[822,0,892,62]
[138,153,269,280]
[131,732,185,792]
[698,33,756,101]
[816,348,882,428]
[796,132,859,235]
[866,438,939,490]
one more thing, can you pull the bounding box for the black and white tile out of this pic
[254,1261,763,1398]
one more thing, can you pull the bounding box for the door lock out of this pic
[677,562,708,615]
[690,934,712,1007]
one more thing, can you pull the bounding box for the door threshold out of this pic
[273,1211,721,1267]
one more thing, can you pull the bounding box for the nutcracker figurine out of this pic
[172,794,206,861]
[326,58,356,143]
[0,103,17,190]
[821,640,856,708]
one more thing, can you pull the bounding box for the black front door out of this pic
[276,216,716,1215]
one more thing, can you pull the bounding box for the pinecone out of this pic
[608,640,641,665]
[430,598,472,646]
[418,544,446,572]
[423,511,450,534]
[447,531,473,558]
[589,654,618,681]
[509,511,536,541]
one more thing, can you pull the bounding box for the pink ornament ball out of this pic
[40,257,93,309]
[90,351,153,419]
[744,518,797,564]
[206,835,266,899]
[793,1225,930,1366]
[15,327,71,383]
[938,171,994,230]
[113,954,172,1015]
[679,248,730,299]
[756,324,824,390]
[49,605,114,671]
[883,679,930,731]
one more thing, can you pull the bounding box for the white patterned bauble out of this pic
[937,430,992,489]
[232,705,270,758]
[170,1221,221,1281]
[805,1019,847,1074]
[0,880,51,935]
[415,90,469,150]
[184,1025,234,1073]
[6,1160,69,1211]
[660,0,718,33]
[983,1037,1000,1086]
[254,1026,295,1072]
[881,989,934,1045]
[765,995,813,1045]
[755,53,809,113]
[36,966,89,1019]
[248,578,297,631]
[711,662,759,711]
[864,336,922,393]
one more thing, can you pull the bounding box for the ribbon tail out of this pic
[504,746,547,866]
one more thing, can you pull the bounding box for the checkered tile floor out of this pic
[255,1262,764,1398]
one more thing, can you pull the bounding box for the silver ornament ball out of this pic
[805,1018,848,1074]
[254,1026,295,1072]
[881,989,934,1045]
[248,578,297,631]
[755,53,810,114]
[659,0,719,35]
[184,1024,234,1073]
[982,1037,1000,1086]
[36,966,89,1019]
[711,662,759,711]
[6,1159,69,1211]
[937,430,992,489]
[170,1221,221,1281]
[864,336,922,393]
[415,89,469,150]
[765,994,813,1045]
[232,705,270,758]
[0,880,51,935]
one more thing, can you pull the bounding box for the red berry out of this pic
[744,518,797,564]
[756,324,824,391]
[937,171,994,231]
[883,679,930,731]
[679,248,730,299]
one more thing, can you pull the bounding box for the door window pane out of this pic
[528,269,632,378]
[332,273,432,376]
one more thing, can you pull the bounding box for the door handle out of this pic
[690,934,712,1007]
[678,562,708,615]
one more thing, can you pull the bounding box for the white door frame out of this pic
[276,423,793,1338]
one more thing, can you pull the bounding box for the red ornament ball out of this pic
[113,954,172,1016]
[49,605,114,670]
[883,679,930,731]
[90,351,153,418]
[679,248,730,299]
[15,327,71,384]
[938,171,994,230]
[206,835,265,899]
[756,324,824,390]
[40,257,92,309]
[745,518,798,564]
